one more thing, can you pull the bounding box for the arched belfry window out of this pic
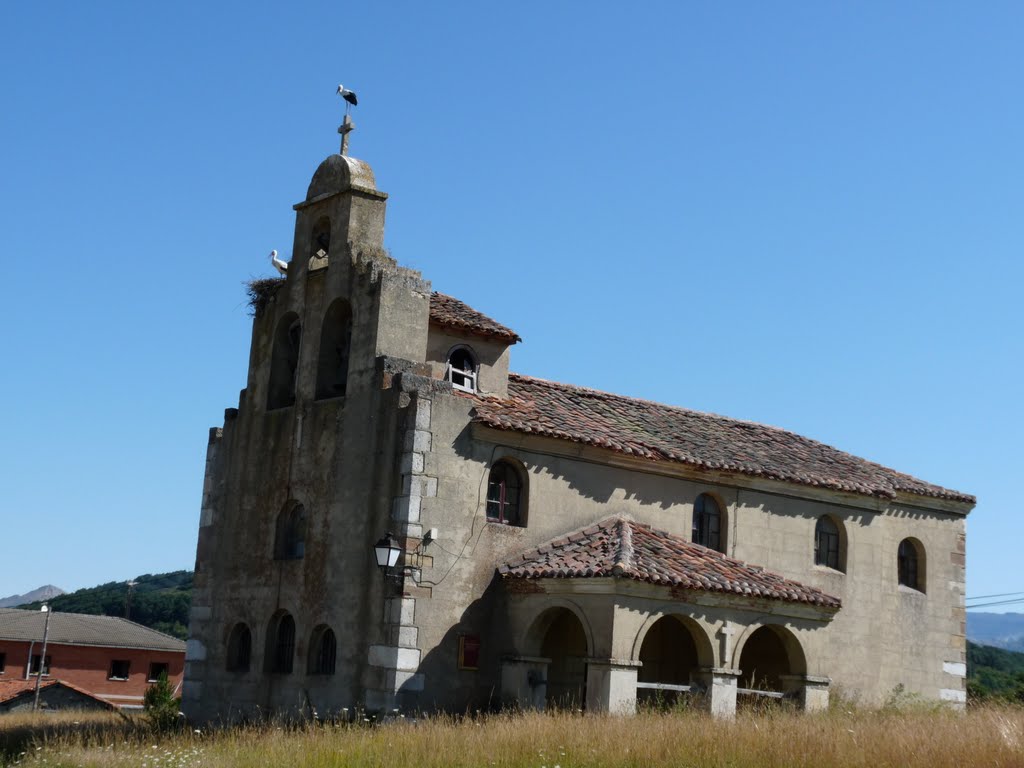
[898,538,925,592]
[308,625,337,675]
[265,612,295,674]
[814,516,843,571]
[274,503,306,560]
[226,623,251,673]
[312,217,331,260]
[267,313,301,410]
[692,493,723,552]
[316,299,352,399]
[445,346,478,393]
[486,460,526,526]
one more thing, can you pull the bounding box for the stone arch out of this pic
[267,312,301,410]
[733,623,807,691]
[315,298,352,399]
[311,216,331,260]
[522,602,593,710]
[519,599,594,657]
[632,614,715,706]
[631,612,716,668]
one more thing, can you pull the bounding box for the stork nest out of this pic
[246,277,286,317]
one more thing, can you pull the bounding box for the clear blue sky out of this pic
[1,2,1020,609]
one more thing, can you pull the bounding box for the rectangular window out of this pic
[457,634,480,671]
[109,659,131,680]
[30,654,51,675]
[148,662,169,682]
[0,651,6,674]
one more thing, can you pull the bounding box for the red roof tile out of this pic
[499,517,841,608]
[471,375,974,504]
[430,292,521,343]
[0,678,114,708]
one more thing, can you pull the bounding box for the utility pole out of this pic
[125,581,138,620]
[32,604,52,712]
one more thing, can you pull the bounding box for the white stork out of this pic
[337,84,358,107]
[270,249,289,276]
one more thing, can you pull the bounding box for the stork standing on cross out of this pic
[336,84,358,155]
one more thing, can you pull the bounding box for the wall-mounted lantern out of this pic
[374,532,402,576]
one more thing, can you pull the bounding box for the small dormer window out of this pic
[445,346,478,393]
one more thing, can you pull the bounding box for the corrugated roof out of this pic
[0,609,185,652]
[471,374,974,504]
[429,292,521,343]
[499,516,841,608]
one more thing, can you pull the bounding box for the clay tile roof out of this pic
[0,678,115,708]
[471,374,974,504]
[429,292,521,343]
[499,517,841,608]
[0,609,186,652]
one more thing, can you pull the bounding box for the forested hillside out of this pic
[18,571,192,640]
[967,640,1024,702]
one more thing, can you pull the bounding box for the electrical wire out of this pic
[965,597,1024,610]
[966,591,1024,601]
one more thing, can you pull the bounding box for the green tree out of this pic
[143,671,181,731]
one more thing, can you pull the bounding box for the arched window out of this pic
[267,313,301,410]
[486,460,525,526]
[898,538,925,592]
[274,503,306,560]
[226,623,251,673]
[312,216,331,260]
[315,299,352,399]
[445,346,478,393]
[692,493,723,552]
[266,612,295,674]
[308,625,337,675]
[814,516,842,570]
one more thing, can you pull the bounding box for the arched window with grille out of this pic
[308,625,337,675]
[266,612,295,674]
[486,460,526,526]
[226,623,252,673]
[814,516,844,571]
[692,493,723,552]
[274,503,306,560]
[898,538,926,592]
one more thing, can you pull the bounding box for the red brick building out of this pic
[0,608,185,709]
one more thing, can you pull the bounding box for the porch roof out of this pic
[498,517,841,609]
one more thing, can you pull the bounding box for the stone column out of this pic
[500,656,550,710]
[585,658,641,715]
[365,385,435,713]
[780,674,831,712]
[692,667,741,719]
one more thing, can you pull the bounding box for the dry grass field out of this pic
[1,705,1022,768]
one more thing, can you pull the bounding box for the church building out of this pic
[182,121,974,721]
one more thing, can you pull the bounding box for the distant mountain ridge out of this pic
[17,571,192,640]
[967,612,1024,652]
[0,584,64,608]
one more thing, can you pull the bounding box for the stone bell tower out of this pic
[183,101,436,721]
